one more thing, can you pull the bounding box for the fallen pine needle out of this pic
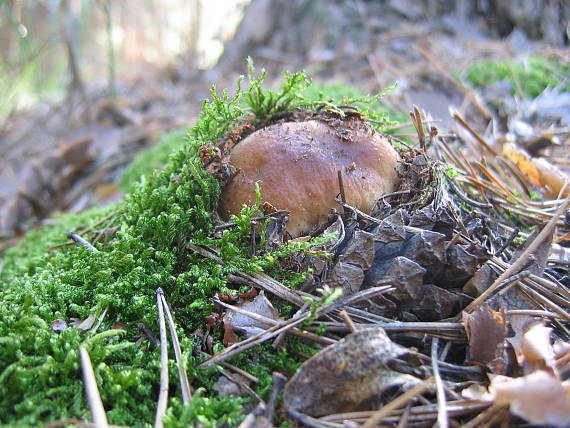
[362,377,434,428]
[79,347,109,428]
[154,288,169,428]
[159,292,192,404]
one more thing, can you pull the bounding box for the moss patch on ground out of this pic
[465,55,570,98]
[0,64,399,426]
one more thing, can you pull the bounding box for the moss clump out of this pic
[119,80,404,193]
[465,55,570,98]
[119,130,187,192]
[0,64,397,426]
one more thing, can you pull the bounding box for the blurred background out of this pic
[0,0,569,240]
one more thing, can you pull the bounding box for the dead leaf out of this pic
[337,229,375,270]
[51,318,68,332]
[490,371,570,427]
[509,321,557,374]
[283,327,420,417]
[503,143,541,187]
[533,157,570,198]
[223,319,239,347]
[463,304,507,364]
[503,143,570,198]
[69,307,108,333]
[223,293,280,337]
[70,314,97,332]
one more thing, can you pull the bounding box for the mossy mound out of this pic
[0,64,399,426]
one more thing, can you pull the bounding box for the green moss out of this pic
[465,56,570,98]
[119,130,187,192]
[302,81,407,130]
[1,65,398,426]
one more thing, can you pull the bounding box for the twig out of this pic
[78,210,121,236]
[67,231,98,253]
[154,288,169,428]
[237,272,308,307]
[320,400,490,424]
[431,338,448,428]
[460,404,508,428]
[186,243,224,264]
[273,302,310,348]
[314,321,465,338]
[520,287,570,321]
[79,347,108,428]
[506,309,563,318]
[137,323,159,347]
[218,367,261,401]
[494,228,519,257]
[58,0,90,119]
[265,372,287,421]
[339,309,357,333]
[409,105,426,151]
[362,377,435,428]
[159,292,192,404]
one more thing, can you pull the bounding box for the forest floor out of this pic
[1,5,569,426]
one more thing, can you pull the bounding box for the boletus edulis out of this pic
[219,117,400,237]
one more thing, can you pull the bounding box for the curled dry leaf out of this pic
[51,318,68,333]
[508,319,556,373]
[283,327,420,417]
[70,314,97,332]
[213,373,252,398]
[223,293,280,337]
[463,304,507,364]
[491,371,570,427]
[503,143,570,198]
[520,324,555,370]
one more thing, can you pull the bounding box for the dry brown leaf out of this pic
[463,304,507,364]
[223,293,280,337]
[534,157,570,198]
[503,143,570,198]
[283,327,419,417]
[490,371,570,427]
[70,314,97,332]
[507,317,556,373]
[51,318,68,332]
[520,324,555,371]
[223,319,239,347]
[503,143,541,187]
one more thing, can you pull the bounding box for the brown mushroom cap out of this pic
[219,119,400,237]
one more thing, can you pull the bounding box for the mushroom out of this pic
[219,119,400,237]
